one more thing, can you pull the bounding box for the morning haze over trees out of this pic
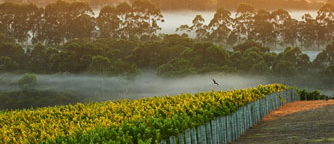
[1,0,334,109]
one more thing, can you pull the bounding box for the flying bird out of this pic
[212,79,219,86]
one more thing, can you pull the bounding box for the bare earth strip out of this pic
[233,100,334,144]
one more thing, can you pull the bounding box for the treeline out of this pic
[1,33,334,84]
[178,3,334,50]
[1,36,334,110]
[0,0,163,45]
[2,1,334,49]
[0,0,326,10]
[0,90,82,110]
[0,73,85,110]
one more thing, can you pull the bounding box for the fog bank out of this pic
[0,72,271,100]
[1,71,333,102]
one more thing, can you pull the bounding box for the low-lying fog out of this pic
[1,71,332,102]
[0,72,272,100]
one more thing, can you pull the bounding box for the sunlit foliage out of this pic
[0,84,287,143]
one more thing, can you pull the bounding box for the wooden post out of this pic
[232,113,236,141]
[291,89,293,101]
[266,94,277,111]
[253,103,256,124]
[191,128,197,144]
[241,108,243,137]
[291,89,294,102]
[257,100,260,122]
[289,89,293,101]
[170,136,177,144]
[221,116,227,144]
[185,129,191,144]
[251,102,255,125]
[160,140,167,144]
[212,119,217,144]
[226,115,231,143]
[248,104,252,128]
[216,117,222,144]
[235,110,239,139]
[274,93,276,109]
[234,111,237,141]
[288,89,291,102]
[201,125,206,144]
[237,108,242,138]
[243,107,246,134]
[197,126,202,144]
[281,91,285,106]
[178,134,184,144]
[206,122,212,144]
[259,99,262,120]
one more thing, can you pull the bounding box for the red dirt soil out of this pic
[263,100,334,121]
[233,100,334,144]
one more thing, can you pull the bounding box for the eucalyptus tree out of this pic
[271,9,291,48]
[28,43,59,73]
[233,3,256,42]
[89,55,112,75]
[191,15,208,41]
[299,14,318,49]
[37,1,95,45]
[0,2,42,44]
[316,3,334,46]
[314,43,334,69]
[320,64,334,87]
[177,15,208,41]
[207,7,233,44]
[9,4,27,43]
[27,4,43,44]
[0,2,18,40]
[281,18,299,47]
[37,0,70,45]
[66,1,96,40]
[131,0,164,40]
[0,56,19,72]
[114,2,132,39]
[0,43,26,69]
[97,5,120,38]
[275,47,310,74]
[252,9,275,47]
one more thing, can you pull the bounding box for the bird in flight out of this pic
[213,79,219,85]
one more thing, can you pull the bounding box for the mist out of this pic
[2,71,334,103]
[0,72,273,100]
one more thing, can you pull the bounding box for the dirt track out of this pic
[233,100,334,144]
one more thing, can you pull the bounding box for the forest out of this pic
[1,0,334,110]
[1,1,334,49]
[1,33,334,110]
